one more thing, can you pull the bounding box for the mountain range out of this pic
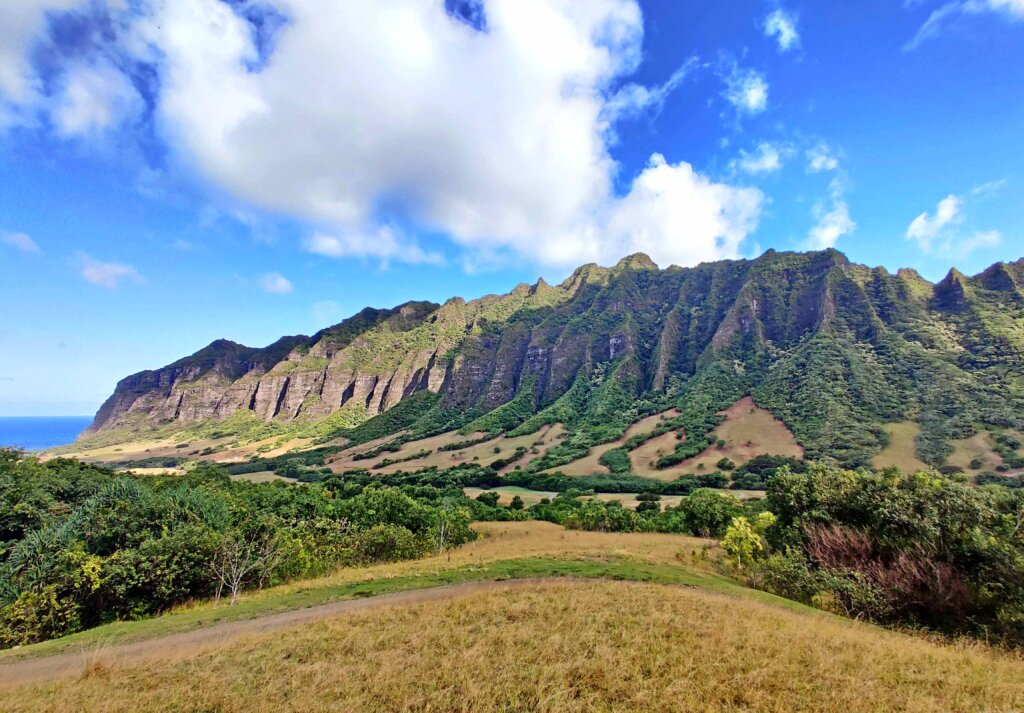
[82,248,1024,470]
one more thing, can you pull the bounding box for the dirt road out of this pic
[0,578,553,687]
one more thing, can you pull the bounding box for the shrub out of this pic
[0,586,80,647]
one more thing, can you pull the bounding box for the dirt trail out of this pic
[0,579,560,687]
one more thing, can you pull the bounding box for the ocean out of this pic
[0,416,93,451]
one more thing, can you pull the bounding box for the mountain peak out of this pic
[613,253,659,272]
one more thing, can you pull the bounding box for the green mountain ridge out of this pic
[83,249,1024,469]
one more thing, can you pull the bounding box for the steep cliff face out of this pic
[85,249,1024,466]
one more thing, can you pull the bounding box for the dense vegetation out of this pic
[6,441,1024,649]
[738,464,1024,644]
[0,450,475,648]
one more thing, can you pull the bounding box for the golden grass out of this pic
[326,424,567,473]
[872,421,929,473]
[9,579,1023,712]
[553,410,680,476]
[628,397,802,479]
[55,437,183,462]
[630,430,687,478]
[463,486,557,507]
[461,488,705,510]
[230,522,716,612]
[309,521,711,582]
[229,471,297,484]
[122,467,186,476]
[947,432,1003,472]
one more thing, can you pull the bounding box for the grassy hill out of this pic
[3,523,1022,712]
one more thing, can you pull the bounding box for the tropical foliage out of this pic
[0,450,474,647]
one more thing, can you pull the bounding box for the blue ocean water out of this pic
[0,416,93,451]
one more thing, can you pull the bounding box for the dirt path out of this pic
[0,579,559,687]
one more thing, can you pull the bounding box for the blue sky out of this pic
[0,0,1022,416]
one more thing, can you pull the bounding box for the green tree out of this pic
[722,517,763,568]
[475,491,500,508]
[678,489,743,537]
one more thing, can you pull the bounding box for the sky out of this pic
[0,0,1023,417]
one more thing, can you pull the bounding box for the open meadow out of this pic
[3,522,1022,712]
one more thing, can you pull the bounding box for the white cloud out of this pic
[723,67,769,114]
[905,0,1024,50]
[258,272,293,294]
[304,227,444,266]
[806,144,839,173]
[764,9,800,52]
[2,0,767,269]
[597,154,763,268]
[956,229,1002,257]
[0,0,79,125]
[808,203,855,249]
[53,61,143,137]
[808,178,856,249]
[971,179,1007,196]
[126,0,643,258]
[77,252,142,288]
[905,188,1002,256]
[604,57,699,124]
[906,194,962,248]
[1,232,41,254]
[734,142,787,174]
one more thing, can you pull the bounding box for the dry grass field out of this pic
[630,397,802,479]
[229,470,297,484]
[3,522,1023,711]
[326,424,566,473]
[871,421,930,473]
[947,431,1003,472]
[463,485,557,507]
[8,577,1023,712]
[552,409,680,476]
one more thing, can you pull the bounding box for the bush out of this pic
[350,524,426,564]
[754,463,1024,643]
[475,491,500,508]
[0,586,80,647]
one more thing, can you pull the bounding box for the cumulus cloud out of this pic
[905,188,1002,256]
[2,232,41,254]
[258,272,293,294]
[77,252,142,287]
[733,142,787,174]
[723,66,769,115]
[598,154,763,268]
[905,0,1024,50]
[764,9,800,52]
[1,0,767,269]
[806,144,839,173]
